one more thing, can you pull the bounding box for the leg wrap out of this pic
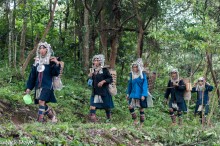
[169,109,176,123]
[89,109,97,122]
[177,111,183,125]
[105,109,111,119]
[129,108,137,120]
[177,111,182,118]
[44,105,49,115]
[140,111,145,123]
[37,105,46,122]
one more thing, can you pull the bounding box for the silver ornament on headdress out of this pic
[170,69,178,74]
[198,77,205,81]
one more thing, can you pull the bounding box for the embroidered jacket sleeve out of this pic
[104,68,113,84]
[26,65,37,90]
[164,80,171,99]
[126,73,132,96]
[191,87,197,93]
[207,85,214,91]
[51,64,61,76]
[175,80,186,91]
[141,73,148,97]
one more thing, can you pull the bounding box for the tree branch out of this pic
[21,0,58,77]
[83,0,92,14]
[144,15,154,30]
[119,14,135,29]
[191,55,203,77]
[95,1,104,20]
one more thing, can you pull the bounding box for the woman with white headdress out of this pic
[126,58,148,126]
[191,77,213,123]
[88,54,114,122]
[25,42,61,122]
[164,69,186,125]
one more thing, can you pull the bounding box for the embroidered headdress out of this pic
[131,58,144,79]
[92,54,105,67]
[170,68,179,83]
[34,42,53,66]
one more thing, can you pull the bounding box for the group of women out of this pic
[25,42,214,126]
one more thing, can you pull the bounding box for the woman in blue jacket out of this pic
[126,58,148,126]
[25,42,61,122]
[191,77,213,123]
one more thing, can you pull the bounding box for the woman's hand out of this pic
[50,57,59,64]
[173,82,179,87]
[88,72,93,77]
[98,80,106,87]
[25,89,31,94]
[126,95,129,101]
[164,98,168,105]
[194,82,197,87]
[141,96,145,101]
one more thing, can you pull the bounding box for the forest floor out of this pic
[0,77,220,146]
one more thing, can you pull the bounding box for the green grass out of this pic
[0,74,220,145]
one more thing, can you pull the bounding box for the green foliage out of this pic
[0,71,219,145]
[0,0,220,145]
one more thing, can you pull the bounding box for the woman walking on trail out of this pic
[192,77,213,124]
[126,58,148,127]
[164,69,186,125]
[25,42,61,123]
[88,54,114,123]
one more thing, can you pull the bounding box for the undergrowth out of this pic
[0,69,220,146]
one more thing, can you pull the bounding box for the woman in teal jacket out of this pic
[126,58,148,126]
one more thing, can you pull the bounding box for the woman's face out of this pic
[198,80,204,86]
[171,72,177,79]
[93,58,100,67]
[39,46,47,56]
[132,65,139,73]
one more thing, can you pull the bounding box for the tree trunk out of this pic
[132,0,144,58]
[65,0,69,30]
[12,0,16,68]
[20,0,27,64]
[8,1,12,67]
[109,0,120,69]
[82,4,90,73]
[206,52,220,99]
[89,27,96,58]
[100,9,108,62]
[21,0,58,77]
[14,34,18,70]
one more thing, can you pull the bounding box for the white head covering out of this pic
[34,42,53,66]
[131,58,144,79]
[198,77,205,82]
[170,68,179,83]
[92,54,105,68]
[196,77,206,91]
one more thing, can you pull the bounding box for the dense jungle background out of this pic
[0,0,220,145]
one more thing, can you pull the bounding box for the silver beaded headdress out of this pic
[131,58,144,79]
[34,42,53,66]
[92,54,105,67]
